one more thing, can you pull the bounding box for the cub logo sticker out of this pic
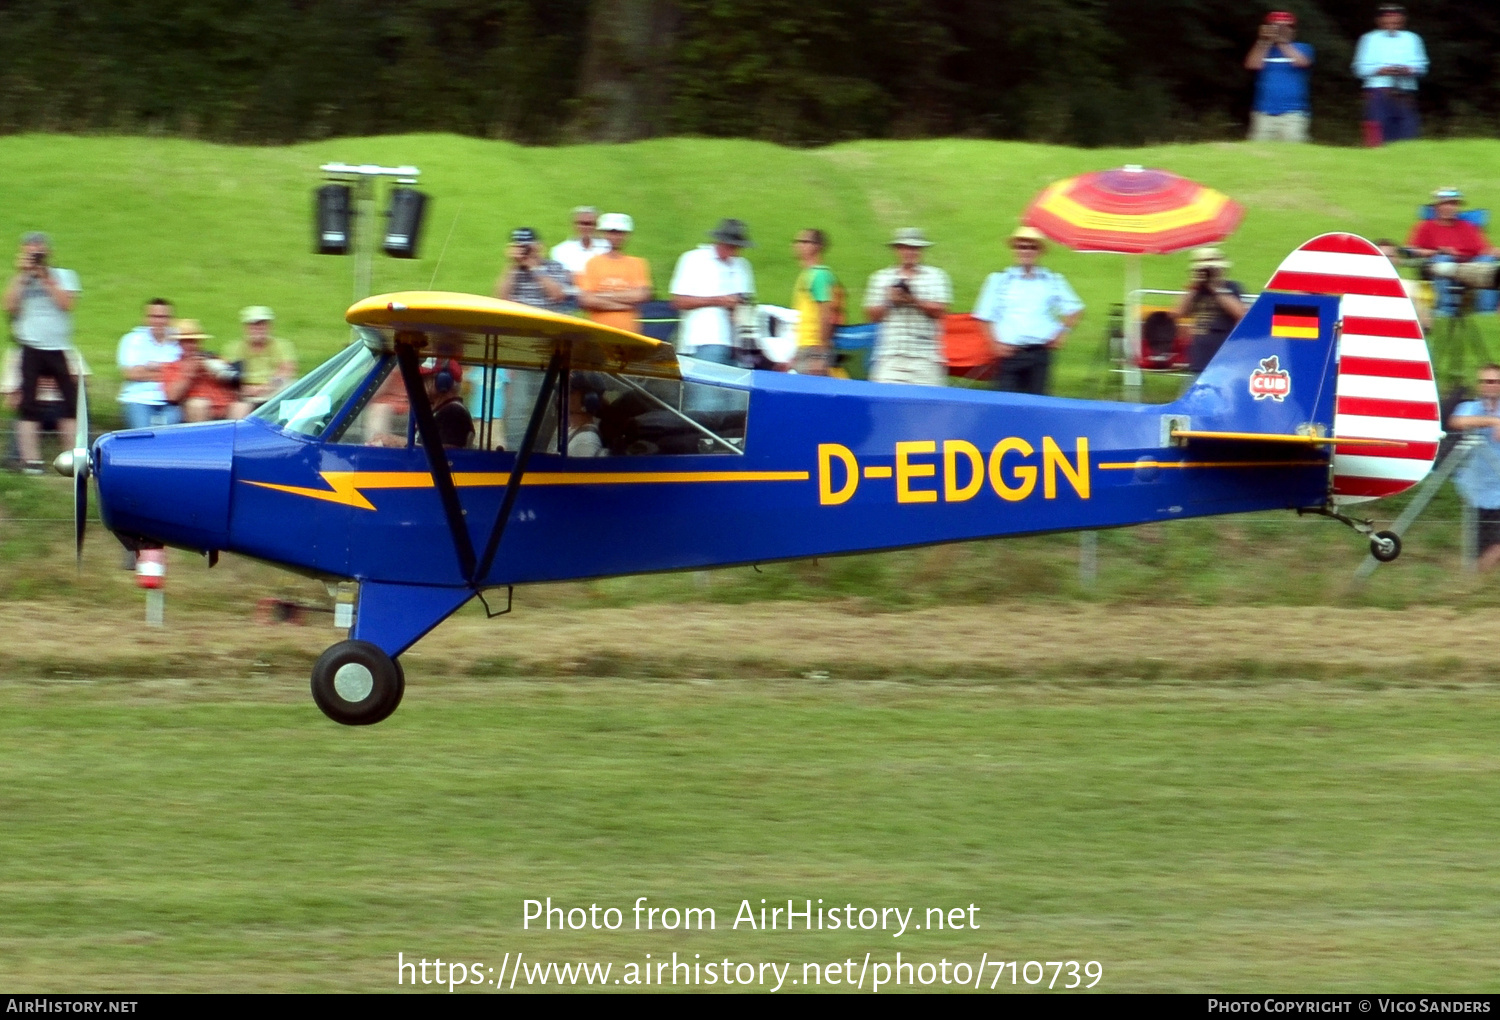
[1249,355,1291,402]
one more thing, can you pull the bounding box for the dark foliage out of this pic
[0,0,1495,145]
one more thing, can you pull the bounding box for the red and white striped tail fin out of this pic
[1266,233,1440,504]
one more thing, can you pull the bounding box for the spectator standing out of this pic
[550,207,609,279]
[496,228,575,447]
[1245,11,1314,142]
[790,229,840,375]
[116,298,182,430]
[1406,188,1499,315]
[161,319,239,422]
[223,306,297,411]
[495,228,574,314]
[863,228,952,387]
[1174,247,1247,375]
[972,226,1082,395]
[1449,365,1500,571]
[669,218,756,365]
[1353,3,1427,145]
[579,213,652,334]
[3,232,80,473]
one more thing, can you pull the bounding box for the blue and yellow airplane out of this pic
[69,233,1439,724]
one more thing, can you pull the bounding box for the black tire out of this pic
[1370,530,1402,563]
[311,640,405,726]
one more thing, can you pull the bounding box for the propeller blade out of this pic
[75,467,88,565]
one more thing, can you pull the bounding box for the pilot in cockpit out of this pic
[566,371,607,457]
[423,358,473,449]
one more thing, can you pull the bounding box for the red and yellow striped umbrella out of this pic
[1023,165,1244,254]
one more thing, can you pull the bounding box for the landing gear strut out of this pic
[311,640,405,725]
[1298,506,1403,563]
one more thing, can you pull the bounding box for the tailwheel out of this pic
[311,640,405,725]
[1370,530,1402,563]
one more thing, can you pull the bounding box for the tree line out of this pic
[1,0,1496,147]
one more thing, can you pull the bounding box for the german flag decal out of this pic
[1271,304,1321,339]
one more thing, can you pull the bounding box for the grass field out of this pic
[3,134,1500,413]
[2,602,1500,992]
[5,684,1494,994]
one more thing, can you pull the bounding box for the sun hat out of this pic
[1009,225,1048,249]
[708,218,754,248]
[174,318,214,341]
[1432,187,1464,203]
[1190,246,1232,270]
[239,305,275,324]
[599,212,634,232]
[889,227,934,248]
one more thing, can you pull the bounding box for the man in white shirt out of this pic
[549,206,609,279]
[1352,3,1427,144]
[863,227,952,386]
[669,219,756,365]
[116,298,183,430]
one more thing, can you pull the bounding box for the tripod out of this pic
[1353,433,1500,578]
[1430,283,1493,393]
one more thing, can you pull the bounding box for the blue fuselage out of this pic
[95,365,1330,589]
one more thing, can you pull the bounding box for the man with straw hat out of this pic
[863,227,952,386]
[973,226,1083,395]
[1174,246,1245,375]
[161,318,240,422]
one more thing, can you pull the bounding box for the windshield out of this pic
[250,341,382,437]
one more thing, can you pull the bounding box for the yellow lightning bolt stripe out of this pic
[243,469,811,511]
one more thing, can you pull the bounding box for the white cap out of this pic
[598,212,634,232]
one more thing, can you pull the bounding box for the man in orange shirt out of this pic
[579,213,652,334]
[161,318,239,421]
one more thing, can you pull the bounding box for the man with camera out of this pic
[495,227,574,314]
[3,232,81,474]
[1245,11,1314,142]
[863,227,952,387]
[1407,188,1499,315]
[1174,248,1246,376]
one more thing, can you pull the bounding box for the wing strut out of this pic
[395,341,478,581]
[472,346,566,586]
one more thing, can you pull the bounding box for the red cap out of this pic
[1266,11,1296,24]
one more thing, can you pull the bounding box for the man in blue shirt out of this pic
[973,226,1084,396]
[1245,11,1314,142]
[1352,3,1428,145]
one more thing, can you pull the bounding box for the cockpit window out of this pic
[250,341,382,438]
[308,347,751,456]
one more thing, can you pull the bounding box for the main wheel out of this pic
[1370,530,1402,563]
[311,640,405,725]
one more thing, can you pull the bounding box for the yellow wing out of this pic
[346,291,679,379]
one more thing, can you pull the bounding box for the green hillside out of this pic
[5,134,1499,407]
